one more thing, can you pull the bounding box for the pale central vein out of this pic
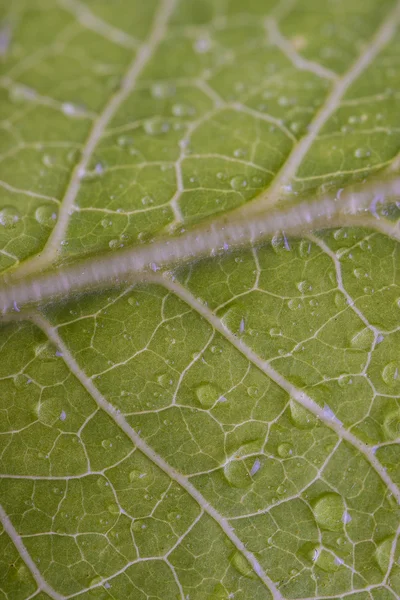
[160,276,400,505]
[30,313,284,600]
[11,0,177,280]
[1,175,400,314]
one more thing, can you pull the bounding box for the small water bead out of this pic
[297,280,312,294]
[230,551,257,579]
[171,103,195,117]
[289,400,317,429]
[129,469,147,482]
[117,134,134,148]
[269,327,282,337]
[277,443,293,458]
[141,195,154,206]
[35,205,58,228]
[144,117,170,135]
[108,503,120,515]
[151,82,176,99]
[382,408,400,440]
[195,383,220,408]
[233,148,247,158]
[101,439,113,449]
[230,175,248,190]
[375,537,394,573]
[157,373,173,387]
[313,493,344,531]
[101,218,112,229]
[381,361,399,387]
[41,153,56,167]
[354,147,371,159]
[353,267,369,279]
[287,298,302,311]
[247,386,260,398]
[350,327,373,350]
[109,239,123,250]
[0,205,20,228]
[193,37,212,53]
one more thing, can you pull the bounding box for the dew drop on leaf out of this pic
[277,443,293,458]
[354,147,371,159]
[381,362,399,387]
[230,175,248,190]
[195,383,220,408]
[382,408,400,440]
[35,205,58,228]
[0,206,20,229]
[312,493,344,531]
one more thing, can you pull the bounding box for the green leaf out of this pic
[0,1,400,599]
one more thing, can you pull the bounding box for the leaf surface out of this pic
[0,1,400,599]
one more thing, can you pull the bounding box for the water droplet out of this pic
[353,267,368,279]
[107,503,120,515]
[101,439,113,449]
[224,459,251,488]
[277,443,293,458]
[0,206,20,229]
[375,537,394,573]
[297,280,312,294]
[41,153,56,168]
[334,293,347,309]
[233,148,247,158]
[195,383,220,408]
[157,373,172,387]
[144,117,170,135]
[354,147,371,159]
[109,239,123,250]
[287,298,302,311]
[90,576,103,588]
[382,408,400,440]
[247,386,260,398]
[141,195,154,206]
[129,469,147,482]
[167,511,181,522]
[194,37,211,53]
[230,551,257,579]
[289,400,317,429]
[230,175,248,190]
[381,362,399,387]
[151,82,175,99]
[350,328,373,350]
[171,103,195,117]
[35,205,58,228]
[269,327,282,337]
[313,493,344,531]
[277,484,286,495]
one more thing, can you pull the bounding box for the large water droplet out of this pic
[382,408,400,440]
[287,298,302,311]
[129,469,147,482]
[375,537,394,573]
[230,551,257,579]
[36,397,63,426]
[381,362,399,387]
[101,439,113,449]
[289,400,317,429]
[172,103,195,117]
[313,493,344,531]
[195,383,220,408]
[277,443,293,458]
[0,206,20,229]
[144,117,170,135]
[354,147,371,159]
[224,459,251,488]
[35,205,58,228]
[297,280,312,294]
[151,82,175,99]
[350,328,373,350]
[230,175,248,190]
